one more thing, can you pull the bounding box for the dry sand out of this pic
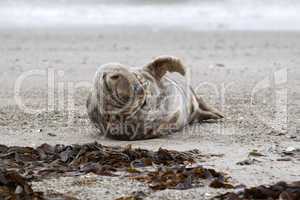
[0,27,299,199]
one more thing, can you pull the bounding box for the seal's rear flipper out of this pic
[190,88,224,119]
[196,95,224,119]
[143,56,186,80]
[194,109,222,121]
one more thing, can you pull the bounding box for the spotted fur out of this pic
[87,56,223,140]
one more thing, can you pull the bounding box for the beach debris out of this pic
[115,191,147,200]
[248,149,265,157]
[0,142,235,194]
[44,193,79,200]
[268,130,287,136]
[131,164,233,190]
[0,169,44,200]
[283,146,300,155]
[215,63,225,67]
[0,142,198,180]
[71,176,97,187]
[0,142,240,200]
[127,167,141,174]
[208,153,224,158]
[47,133,57,137]
[278,146,300,161]
[276,157,292,161]
[289,135,297,139]
[115,195,141,200]
[209,63,225,69]
[0,169,78,200]
[214,181,300,200]
[209,178,234,189]
[236,158,261,165]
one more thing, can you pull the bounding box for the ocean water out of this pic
[0,0,299,30]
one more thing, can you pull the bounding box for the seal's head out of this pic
[94,63,146,115]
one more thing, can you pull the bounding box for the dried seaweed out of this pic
[0,168,78,200]
[0,142,234,198]
[115,196,142,200]
[131,164,233,190]
[0,142,198,181]
[0,168,44,200]
[115,191,146,200]
[214,181,300,200]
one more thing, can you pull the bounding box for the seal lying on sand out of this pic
[87,56,224,140]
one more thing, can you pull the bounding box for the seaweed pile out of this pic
[1,142,299,200]
[0,142,233,192]
[132,164,233,190]
[115,191,146,200]
[215,181,300,200]
[0,169,43,200]
[0,142,197,179]
[0,169,77,200]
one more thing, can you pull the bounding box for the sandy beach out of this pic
[0,27,299,199]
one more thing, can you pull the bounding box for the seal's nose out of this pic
[103,71,122,81]
[104,72,121,81]
[109,74,120,80]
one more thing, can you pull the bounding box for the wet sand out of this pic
[0,27,299,199]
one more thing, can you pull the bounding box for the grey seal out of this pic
[87,56,224,140]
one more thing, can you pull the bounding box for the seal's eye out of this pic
[110,74,120,80]
[133,83,144,96]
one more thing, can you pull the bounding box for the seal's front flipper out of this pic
[87,91,102,130]
[143,56,186,80]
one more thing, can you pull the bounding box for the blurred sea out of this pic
[0,0,299,30]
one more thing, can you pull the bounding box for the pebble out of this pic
[15,185,23,194]
[283,146,300,155]
[237,158,260,165]
[285,146,296,152]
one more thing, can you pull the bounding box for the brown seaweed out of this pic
[0,169,78,200]
[214,181,300,200]
[0,169,44,200]
[0,142,234,198]
[0,142,199,180]
[131,164,233,190]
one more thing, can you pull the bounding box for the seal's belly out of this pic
[160,77,195,129]
[136,76,196,133]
